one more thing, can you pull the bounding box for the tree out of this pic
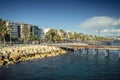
[21,24,30,44]
[59,29,66,41]
[45,29,60,43]
[0,19,7,45]
[67,32,73,39]
[6,24,13,45]
[53,30,60,42]
[29,35,38,41]
[73,32,80,41]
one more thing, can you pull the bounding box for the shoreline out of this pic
[0,45,67,66]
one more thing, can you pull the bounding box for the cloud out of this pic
[95,29,109,33]
[80,16,120,29]
[95,29,120,33]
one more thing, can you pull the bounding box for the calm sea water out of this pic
[0,41,120,80]
[0,49,120,80]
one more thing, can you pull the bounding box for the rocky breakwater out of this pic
[0,45,67,66]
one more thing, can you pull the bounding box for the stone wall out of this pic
[0,45,67,66]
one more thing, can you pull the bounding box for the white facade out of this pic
[44,28,51,34]
[6,22,20,38]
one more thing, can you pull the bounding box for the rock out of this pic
[51,53,55,56]
[0,45,67,66]
[0,54,3,60]
[0,56,2,60]
[6,61,14,65]
[9,51,20,61]
[55,52,59,56]
[3,53,9,59]
[0,60,5,66]
[19,57,26,61]
[34,49,39,53]
[4,59,9,62]
[24,57,30,61]
[46,53,52,57]
[40,54,46,58]
[29,49,33,54]
[1,49,6,54]
[33,54,40,59]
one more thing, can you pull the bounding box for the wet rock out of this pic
[46,53,52,57]
[40,54,46,58]
[55,52,59,56]
[51,52,56,56]
[0,60,5,66]
[20,57,26,61]
[6,61,14,65]
[3,59,14,65]
[33,54,41,59]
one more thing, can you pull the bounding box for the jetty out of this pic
[66,45,120,50]
[51,42,120,58]
[51,43,120,50]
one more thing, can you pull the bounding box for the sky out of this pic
[0,0,120,36]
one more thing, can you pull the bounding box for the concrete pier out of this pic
[104,49,109,57]
[82,48,85,54]
[80,48,89,55]
[118,50,120,59]
[93,49,98,56]
[85,48,89,55]
[79,48,82,53]
[54,44,120,59]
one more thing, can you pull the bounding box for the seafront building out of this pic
[31,26,44,38]
[6,21,43,39]
[6,21,20,38]
[19,23,31,39]
[44,28,51,34]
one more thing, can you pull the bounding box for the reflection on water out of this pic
[0,50,120,80]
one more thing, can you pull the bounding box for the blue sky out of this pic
[1,0,120,35]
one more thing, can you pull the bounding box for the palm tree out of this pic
[67,32,73,39]
[45,29,61,43]
[0,19,7,46]
[59,29,66,41]
[53,30,60,42]
[7,25,13,45]
[21,24,30,44]
[0,19,3,44]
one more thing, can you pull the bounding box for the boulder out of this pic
[33,54,40,59]
[0,60,5,66]
[9,51,20,61]
[6,61,14,65]
[4,58,9,62]
[40,54,46,58]
[51,52,56,56]
[19,57,26,61]
[3,58,14,65]
[46,53,52,57]
[0,54,3,60]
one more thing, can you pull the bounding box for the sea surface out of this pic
[0,41,120,80]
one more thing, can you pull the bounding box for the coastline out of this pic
[0,45,67,66]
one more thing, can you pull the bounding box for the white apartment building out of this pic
[6,21,20,38]
[44,28,51,34]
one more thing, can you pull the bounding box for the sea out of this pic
[0,41,120,80]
